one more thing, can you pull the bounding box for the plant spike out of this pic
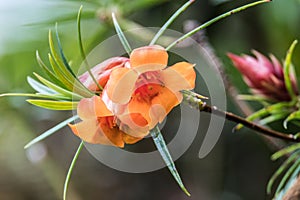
[283,40,298,100]
[77,5,103,91]
[112,12,132,55]
[150,0,195,45]
[24,115,79,149]
[166,0,271,50]
[150,126,190,196]
[63,141,84,200]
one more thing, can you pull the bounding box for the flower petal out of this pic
[118,113,149,138]
[122,134,143,144]
[106,68,139,104]
[161,62,196,92]
[68,119,115,145]
[130,45,168,73]
[151,87,182,123]
[77,96,112,120]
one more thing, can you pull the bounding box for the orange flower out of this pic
[70,45,196,147]
[69,96,145,147]
[103,45,196,136]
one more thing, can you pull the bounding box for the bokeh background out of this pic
[0,0,300,199]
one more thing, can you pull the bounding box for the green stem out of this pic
[63,141,84,200]
[149,0,195,45]
[166,0,270,50]
[77,5,103,91]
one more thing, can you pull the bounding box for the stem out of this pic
[149,0,195,45]
[63,141,84,200]
[182,92,300,143]
[166,0,270,50]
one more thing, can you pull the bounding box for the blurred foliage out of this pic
[0,0,300,199]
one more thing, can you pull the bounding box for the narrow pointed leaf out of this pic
[48,53,74,90]
[49,30,76,83]
[272,143,300,160]
[27,76,57,95]
[259,112,289,126]
[275,158,300,196]
[36,51,65,87]
[283,40,298,100]
[55,26,94,98]
[0,93,71,101]
[77,6,102,91]
[112,12,132,55]
[267,151,300,194]
[63,141,84,200]
[33,73,83,100]
[150,0,195,45]
[150,126,190,196]
[27,99,78,110]
[166,0,270,50]
[283,110,300,129]
[24,115,79,149]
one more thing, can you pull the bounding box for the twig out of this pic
[182,92,299,143]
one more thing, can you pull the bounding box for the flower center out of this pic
[134,71,164,102]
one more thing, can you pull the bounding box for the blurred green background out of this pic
[0,0,300,199]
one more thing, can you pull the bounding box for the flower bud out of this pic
[228,50,298,101]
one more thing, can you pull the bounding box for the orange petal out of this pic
[98,117,125,147]
[161,62,196,92]
[118,113,149,138]
[106,68,139,104]
[130,45,168,72]
[77,96,112,120]
[127,96,153,126]
[151,87,182,123]
[68,120,115,146]
[122,133,143,144]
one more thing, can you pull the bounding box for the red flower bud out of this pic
[228,50,298,101]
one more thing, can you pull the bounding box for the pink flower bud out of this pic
[228,51,298,101]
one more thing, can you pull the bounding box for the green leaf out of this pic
[63,141,84,200]
[77,6,103,91]
[166,0,271,50]
[27,99,78,110]
[33,73,83,100]
[112,12,132,55]
[283,110,300,129]
[48,53,74,90]
[267,150,299,194]
[150,126,190,196]
[235,101,293,131]
[272,143,300,161]
[0,92,71,101]
[27,76,57,95]
[150,0,195,45]
[36,50,65,87]
[237,94,270,106]
[259,112,289,126]
[24,115,79,149]
[283,40,298,100]
[275,157,300,197]
[49,30,76,85]
[55,26,94,98]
